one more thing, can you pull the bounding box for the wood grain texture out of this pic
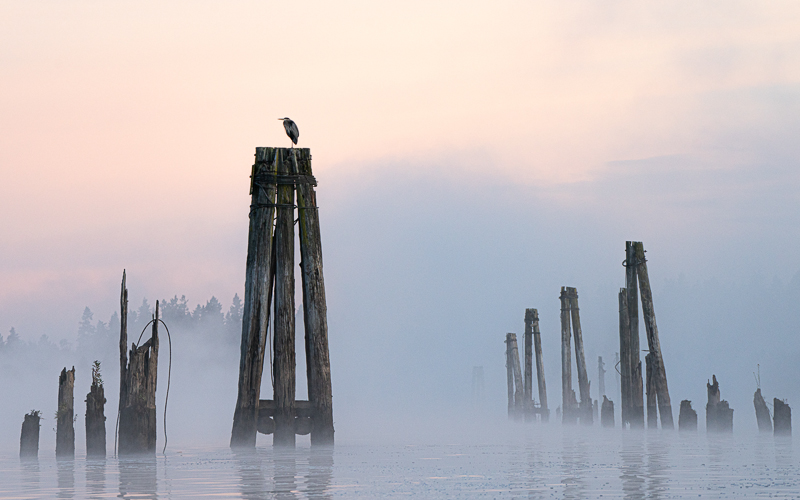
[56,367,75,458]
[294,149,334,445]
[633,242,673,429]
[231,148,278,448]
[531,308,548,420]
[625,242,644,429]
[85,372,106,457]
[567,288,592,425]
[618,289,631,427]
[273,148,297,447]
[560,288,577,424]
[646,353,657,429]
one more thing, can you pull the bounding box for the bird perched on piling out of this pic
[278,117,299,147]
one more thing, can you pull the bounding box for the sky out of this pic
[2,1,800,445]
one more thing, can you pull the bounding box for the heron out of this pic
[278,117,299,147]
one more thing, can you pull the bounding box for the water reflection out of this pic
[273,449,298,499]
[20,458,40,496]
[234,450,271,500]
[306,447,334,499]
[85,458,106,499]
[645,433,669,500]
[119,455,157,500]
[56,459,74,500]
[620,433,645,500]
[560,432,588,500]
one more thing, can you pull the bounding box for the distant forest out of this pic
[0,294,243,362]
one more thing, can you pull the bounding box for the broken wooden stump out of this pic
[56,367,75,458]
[774,399,791,436]
[20,411,41,459]
[601,396,614,428]
[753,388,772,433]
[678,400,697,431]
[118,287,159,455]
[85,361,106,458]
[706,375,733,433]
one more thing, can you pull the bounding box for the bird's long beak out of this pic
[277,118,284,120]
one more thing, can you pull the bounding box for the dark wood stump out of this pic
[601,396,614,428]
[774,399,791,436]
[706,375,733,433]
[678,400,697,431]
[20,411,41,459]
[86,362,106,457]
[56,367,75,458]
[753,388,772,433]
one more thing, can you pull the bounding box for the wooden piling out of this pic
[293,149,334,445]
[706,375,733,433]
[753,388,772,433]
[20,411,40,459]
[598,356,606,398]
[118,271,128,450]
[678,400,697,431]
[273,149,297,447]
[531,309,548,421]
[633,242,673,429]
[625,243,644,428]
[774,399,791,436]
[523,310,534,421]
[505,333,524,419]
[560,288,576,424]
[645,353,657,429]
[56,367,75,458]
[119,302,159,454]
[85,361,106,457]
[567,288,591,424]
[601,396,614,428]
[505,333,514,418]
[618,289,631,427]
[231,149,279,448]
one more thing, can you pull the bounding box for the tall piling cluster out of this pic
[506,309,548,421]
[560,287,591,425]
[619,242,673,429]
[231,147,334,448]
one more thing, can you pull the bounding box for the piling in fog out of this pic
[678,400,697,431]
[20,411,40,459]
[85,361,106,457]
[753,388,772,433]
[706,375,733,433]
[56,367,75,458]
[774,399,791,436]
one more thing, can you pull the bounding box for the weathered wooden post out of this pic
[774,399,791,436]
[598,356,606,398]
[20,411,40,458]
[294,150,334,444]
[567,288,591,425]
[85,361,106,457]
[56,367,75,458]
[678,400,697,431]
[506,334,514,418]
[523,310,534,421]
[754,388,772,433]
[531,309,548,421]
[505,333,524,419]
[273,149,297,447]
[560,288,577,424]
[645,353,657,429]
[601,396,614,428]
[618,289,631,427]
[231,150,278,448]
[625,243,645,429]
[119,300,159,454]
[633,242,674,429]
[706,375,733,433]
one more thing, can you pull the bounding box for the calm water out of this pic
[1,427,797,499]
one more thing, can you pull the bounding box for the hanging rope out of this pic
[115,317,173,455]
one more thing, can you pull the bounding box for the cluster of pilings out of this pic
[20,364,107,459]
[505,309,549,421]
[19,270,163,459]
[501,240,792,435]
[230,147,334,448]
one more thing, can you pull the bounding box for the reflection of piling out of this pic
[706,375,733,433]
[20,411,40,458]
[774,399,791,436]
[56,367,75,458]
[754,388,772,433]
[678,400,697,431]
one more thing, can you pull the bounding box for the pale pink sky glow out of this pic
[2,1,800,335]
